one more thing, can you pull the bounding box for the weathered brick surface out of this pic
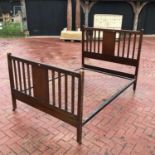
[0,37,155,154]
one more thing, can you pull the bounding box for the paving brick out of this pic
[8,143,27,154]
[31,150,42,155]
[0,135,10,145]
[0,145,16,155]
[0,131,5,139]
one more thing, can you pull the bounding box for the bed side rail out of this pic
[7,53,84,129]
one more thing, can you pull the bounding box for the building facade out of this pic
[0,0,155,35]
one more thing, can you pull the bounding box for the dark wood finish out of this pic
[58,72,61,108]
[65,74,68,111]
[132,33,137,59]
[7,53,17,111]
[7,27,143,145]
[22,62,26,93]
[134,30,143,90]
[17,61,22,91]
[77,70,84,144]
[32,65,49,105]
[83,64,135,79]
[94,30,96,52]
[12,59,18,90]
[52,70,56,106]
[82,27,143,80]
[27,64,32,96]
[71,76,75,114]
[83,52,138,66]
[98,30,100,53]
[117,32,121,56]
[13,90,78,127]
[102,30,116,56]
[7,53,83,144]
[122,32,126,57]
[127,33,131,58]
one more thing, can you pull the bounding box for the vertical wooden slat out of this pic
[22,62,26,93]
[86,30,88,51]
[90,31,92,53]
[122,32,126,57]
[71,75,75,114]
[82,28,85,66]
[52,70,56,106]
[94,30,96,53]
[65,74,68,111]
[98,30,100,53]
[127,33,131,58]
[7,54,17,111]
[77,70,84,144]
[133,30,143,91]
[17,61,22,91]
[27,63,31,96]
[13,59,18,90]
[132,33,137,59]
[58,72,61,108]
[117,32,121,57]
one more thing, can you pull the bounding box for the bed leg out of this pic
[77,126,82,144]
[12,97,17,111]
[133,80,137,91]
[133,84,136,91]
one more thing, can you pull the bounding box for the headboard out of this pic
[82,27,143,79]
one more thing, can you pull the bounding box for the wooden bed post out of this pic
[82,26,85,67]
[77,70,84,144]
[7,53,17,111]
[133,29,143,91]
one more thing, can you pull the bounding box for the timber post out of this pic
[76,0,81,30]
[67,0,72,30]
[20,0,28,32]
[81,0,96,27]
[128,1,148,31]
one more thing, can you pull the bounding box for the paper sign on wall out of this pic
[94,14,123,38]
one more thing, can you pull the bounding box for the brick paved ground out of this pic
[0,37,155,155]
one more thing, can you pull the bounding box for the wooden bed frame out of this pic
[7,27,143,144]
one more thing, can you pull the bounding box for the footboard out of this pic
[7,53,84,144]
